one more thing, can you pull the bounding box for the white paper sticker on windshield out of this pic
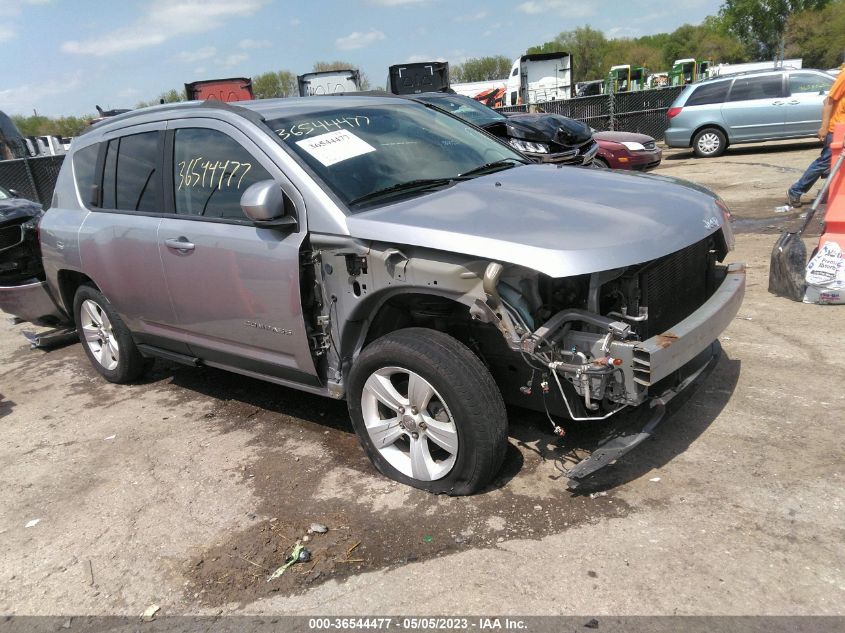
[295,129,375,167]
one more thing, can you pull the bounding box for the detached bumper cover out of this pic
[0,279,65,323]
[633,263,745,387]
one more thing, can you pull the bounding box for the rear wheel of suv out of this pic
[347,328,508,496]
[692,127,727,158]
[74,284,148,383]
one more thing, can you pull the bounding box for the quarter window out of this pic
[686,81,730,106]
[72,144,99,206]
[172,128,272,220]
[789,72,833,95]
[727,75,784,102]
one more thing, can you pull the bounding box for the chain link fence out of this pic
[496,86,686,141]
[0,155,65,207]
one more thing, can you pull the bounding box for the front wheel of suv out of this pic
[692,127,727,158]
[347,328,508,496]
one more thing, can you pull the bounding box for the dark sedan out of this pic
[0,186,44,285]
[592,131,662,171]
[413,92,598,166]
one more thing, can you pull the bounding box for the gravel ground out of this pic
[0,140,842,616]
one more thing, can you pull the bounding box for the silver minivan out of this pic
[665,69,834,157]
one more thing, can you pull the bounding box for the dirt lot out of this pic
[0,140,843,616]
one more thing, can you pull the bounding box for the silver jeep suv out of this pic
[2,96,745,493]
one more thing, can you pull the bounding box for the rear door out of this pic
[721,73,787,141]
[157,119,318,383]
[784,71,834,137]
[77,123,189,353]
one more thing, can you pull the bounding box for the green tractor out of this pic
[606,65,648,93]
[670,58,712,86]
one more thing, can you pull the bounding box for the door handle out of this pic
[772,100,784,105]
[788,100,800,105]
[164,237,195,252]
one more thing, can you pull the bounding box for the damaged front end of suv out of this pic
[316,163,745,487]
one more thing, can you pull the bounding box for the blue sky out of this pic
[1,0,723,117]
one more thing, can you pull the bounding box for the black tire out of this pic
[73,284,148,383]
[692,127,727,158]
[592,157,610,169]
[347,328,508,496]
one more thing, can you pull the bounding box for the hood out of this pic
[504,113,592,147]
[0,198,43,226]
[345,164,728,278]
[593,131,655,145]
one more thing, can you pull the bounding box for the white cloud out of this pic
[454,11,487,23]
[0,25,16,42]
[606,26,641,38]
[406,55,447,63]
[177,46,217,63]
[222,53,248,68]
[61,0,266,56]
[368,0,430,5]
[0,0,51,17]
[117,88,141,99]
[290,17,301,26]
[516,0,594,18]
[0,75,81,114]
[483,22,503,37]
[335,29,385,51]
[238,38,271,49]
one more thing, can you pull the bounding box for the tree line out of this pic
[11,0,843,138]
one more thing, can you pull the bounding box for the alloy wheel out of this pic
[79,299,120,371]
[360,366,458,481]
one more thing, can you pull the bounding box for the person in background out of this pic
[787,53,845,207]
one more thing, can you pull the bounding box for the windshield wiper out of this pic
[458,158,525,179]
[348,178,455,206]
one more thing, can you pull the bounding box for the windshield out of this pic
[0,187,10,200]
[266,102,523,211]
[412,94,506,128]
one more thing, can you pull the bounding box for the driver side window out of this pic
[173,128,272,220]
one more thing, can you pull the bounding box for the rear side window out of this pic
[100,131,161,212]
[728,75,784,101]
[789,72,834,95]
[72,144,99,206]
[172,128,272,220]
[686,81,730,106]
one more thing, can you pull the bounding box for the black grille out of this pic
[0,225,23,251]
[638,238,714,339]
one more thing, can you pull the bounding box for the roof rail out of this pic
[80,99,265,137]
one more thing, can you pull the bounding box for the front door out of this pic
[784,72,834,137]
[157,121,317,382]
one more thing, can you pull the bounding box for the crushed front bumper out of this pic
[632,263,745,387]
[563,263,745,485]
[0,279,65,323]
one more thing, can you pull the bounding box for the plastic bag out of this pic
[803,241,845,304]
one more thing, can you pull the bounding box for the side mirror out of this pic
[240,179,297,230]
[8,189,20,198]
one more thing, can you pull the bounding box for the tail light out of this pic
[667,107,683,119]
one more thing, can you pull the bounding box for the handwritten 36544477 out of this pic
[275,116,370,141]
[177,157,253,190]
